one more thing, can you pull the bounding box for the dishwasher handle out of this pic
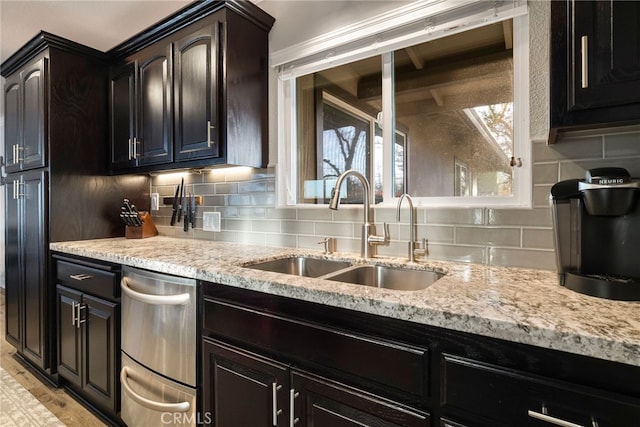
[121,277,190,305]
[121,367,191,413]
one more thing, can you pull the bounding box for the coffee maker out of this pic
[550,167,640,300]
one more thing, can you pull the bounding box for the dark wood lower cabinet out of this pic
[203,338,289,427]
[57,286,83,385]
[54,255,121,421]
[202,282,640,427]
[440,354,640,427]
[56,285,119,415]
[291,370,429,427]
[202,337,429,427]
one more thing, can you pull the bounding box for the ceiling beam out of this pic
[357,50,512,101]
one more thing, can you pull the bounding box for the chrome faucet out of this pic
[396,193,428,262]
[329,170,389,258]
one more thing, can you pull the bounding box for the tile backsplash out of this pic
[151,127,640,270]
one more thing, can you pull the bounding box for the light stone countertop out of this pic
[50,236,640,368]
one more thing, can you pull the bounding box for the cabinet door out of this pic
[291,370,430,427]
[174,23,220,161]
[441,354,640,427]
[82,294,119,412]
[550,0,640,133]
[57,285,83,387]
[4,178,22,347]
[572,1,640,111]
[137,43,173,166]
[21,170,47,369]
[20,58,47,171]
[109,63,137,170]
[4,74,21,174]
[202,338,289,427]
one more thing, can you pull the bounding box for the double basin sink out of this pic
[244,256,443,291]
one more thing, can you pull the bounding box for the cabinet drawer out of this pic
[203,298,429,406]
[55,259,118,300]
[441,354,640,426]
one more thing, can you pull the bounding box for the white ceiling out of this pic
[0,0,194,64]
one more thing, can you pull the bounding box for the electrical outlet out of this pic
[150,193,160,211]
[203,212,221,232]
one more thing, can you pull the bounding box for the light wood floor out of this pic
[0,289,107,426]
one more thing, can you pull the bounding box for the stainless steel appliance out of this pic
[120,267,197,426]
[551,167,640,300]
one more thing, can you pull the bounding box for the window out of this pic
[275,0,529,207]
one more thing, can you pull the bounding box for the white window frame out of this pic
[275,0,530,208]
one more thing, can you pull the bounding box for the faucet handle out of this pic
[415,238,429,258]
[318,237,336,254]
[369,222,390,246]
[382,222,390,244]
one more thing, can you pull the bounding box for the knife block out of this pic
[125,212,158,239]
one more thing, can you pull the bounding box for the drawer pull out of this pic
[121,277,190,305]
[70,273,92,281]
[121,367,190,412]
[528,404,590,427]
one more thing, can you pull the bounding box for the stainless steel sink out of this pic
[321,264,443,291]
[245,256,352,278]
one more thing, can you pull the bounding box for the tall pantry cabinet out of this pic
[2,32,149,375]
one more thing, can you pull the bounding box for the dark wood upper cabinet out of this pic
[110,43,173,170]
[109,63,137,170]
[174,23,220,161]
[137,43,173,166]
[550,0,640,143]
[3,57,46,174]
[107,1,274,174]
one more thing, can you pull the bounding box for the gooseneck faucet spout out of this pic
[397,194,417,262]
[396,193,428,262]
[329,170,388,258]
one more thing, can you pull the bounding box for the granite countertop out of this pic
[50,236,640,368]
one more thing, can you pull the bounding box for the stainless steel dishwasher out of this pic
[120,266,197,427]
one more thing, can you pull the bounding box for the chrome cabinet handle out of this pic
[528,405,588,427]
[133,137,139,159]
[289,389,299,426]
[13,145,24,163]
[70,273,92,281]
[581,35,588,89]
[76,303,86,327]
[12,144,23,164]
[71,301,77,326]
[207,120,216,148]
[121,277,190,305]
[13,180,24,199]
[272,383,283,426]
[120,367,191,412]
[128,138,133,160]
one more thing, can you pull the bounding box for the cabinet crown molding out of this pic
[106,0,274,62]
[1,31,106,77]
